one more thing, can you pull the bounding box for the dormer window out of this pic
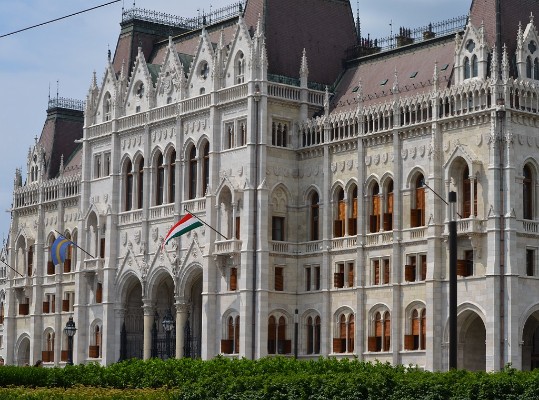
[235,52,245,84]
[466,40,475,53]
[529,41,537,54]
[136,82,144,99]
[200,61,209,80]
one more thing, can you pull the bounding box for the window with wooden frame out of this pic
[168,150,176,203]
[268,315,291,355]
[221,315,240,354]
[457,250,473,277]
[404,254,426,282]
[274,266,284,291]
[43,293,55,314]
[96,282,103,303]
[372,257,390,285]
[333,313,354,353]
[348,186,358,235]
[229,267,238,291]
[384,179,394,231]
[347,262,355,287]
[370,183,381,233]
[462,166,477,218]
[334,188,345,237]
[411,174,425,227]
[368,311,390,352]
[42,331,55,363]
[137,157,144,209]
[404,307,426,351]
[306,315,321,355]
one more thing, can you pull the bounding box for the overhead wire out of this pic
[0,0,121,39]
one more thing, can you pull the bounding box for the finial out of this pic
[108,44,111,61]
[531,12,534,24]
[392,67,399,93]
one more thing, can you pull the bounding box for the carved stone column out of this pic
[142,301,154,360]
[175,302,190,358]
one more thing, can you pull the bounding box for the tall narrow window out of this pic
[464,57,470,79]
[411,175,425,227]
[524,165,533,220]
[272,216,285,241]
[310,193,319,241]
[156,153,164,206]
[334,188,345,237]
[125,160,133,211]
[349,186,358,235]
[202,143,209,197]
[384,179,394,231]
[137,157,144,209]
[471,55,478,77]
[370,183,380,233]
[535,58,539,80]
[189,147,197,199]
[462,166,477,218]
[168,150,176,203]
[307,317,321,354]
[527,56,533,79]
[527,249,535,276]
[274,266,284,291]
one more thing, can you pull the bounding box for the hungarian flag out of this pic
[51,236,71,265]
[163,213,203,248]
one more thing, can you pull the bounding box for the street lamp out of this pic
[64,317,77,365]
[162,309,174,359]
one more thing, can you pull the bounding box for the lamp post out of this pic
[64,317,77,365]
[448,191,457,370]
[162,309,174,359]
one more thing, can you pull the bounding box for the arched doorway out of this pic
[16,336,30,366]
[521,311,539,370]
[184,272,203,358]
[458,310,486,371]
[120,277,143,360]
[150,273,176,360]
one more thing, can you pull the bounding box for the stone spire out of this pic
[433,61,439,92]
[502,44,509,82]
[300,48,309,87]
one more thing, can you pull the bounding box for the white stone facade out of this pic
[3,2,539,372]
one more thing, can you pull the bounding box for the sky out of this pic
[0,0,471,243]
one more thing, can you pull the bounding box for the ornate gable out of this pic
[454,22,490,85]
[223,16,253,88]
[125,47,156,115]
[155,37,187,108]
[516,14,539,81]
[186,28,215,98]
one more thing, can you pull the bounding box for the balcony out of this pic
[83,258,104,272]
[365,232,393,246]
[456,218,484,235]
[213,239,242,256]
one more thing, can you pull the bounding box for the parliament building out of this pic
[3,0,539,371]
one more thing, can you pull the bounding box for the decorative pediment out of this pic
[155,37,187,107]
[125,47,156,114]
[186,28,215,97]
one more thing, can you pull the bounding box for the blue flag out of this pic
[51,236,71,265]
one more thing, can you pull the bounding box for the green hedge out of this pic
[0,358,538,399]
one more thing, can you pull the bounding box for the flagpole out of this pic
[0,258,24,277]
[183,208,228,240]
[54,230,96,259]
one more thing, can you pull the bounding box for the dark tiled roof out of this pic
[470,0,539,75]
[244,0,357,86]
[38,107,83,180]
[332,36,455,113]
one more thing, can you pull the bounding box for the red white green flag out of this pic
[163,213,203,248]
